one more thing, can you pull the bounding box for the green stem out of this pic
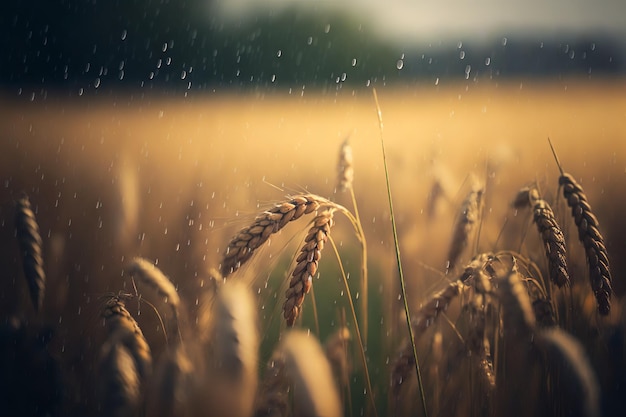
[373,88,428,417]
[329,236,379,417]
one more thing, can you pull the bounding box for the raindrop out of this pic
[121,29,127,41]
[277,49,282,57]
[94,78,101,88]
[181,70,187,80]
[485,57,491,66]
[435,77,440,85]
[396,59,404,70]
[162,42,168,52]
[307,36,313,45]
[502,37,508,46]
[324,24,331,33]
[459,50,465,59]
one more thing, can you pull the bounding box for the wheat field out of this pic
[1,78,625,417]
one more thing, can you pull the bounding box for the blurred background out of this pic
[2,0,625,95]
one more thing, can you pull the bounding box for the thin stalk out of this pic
[329,236,379,417]
[372,88,428,417]
[349,185,369,344]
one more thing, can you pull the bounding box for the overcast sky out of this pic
[213,0,626,41]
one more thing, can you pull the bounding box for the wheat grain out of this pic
[559,173,612,315]
[447,184,484,271]
[221,194,324,276]
[14,193,46,313]
[283,209,334,326]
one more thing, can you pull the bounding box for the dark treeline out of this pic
[1,0,625,94]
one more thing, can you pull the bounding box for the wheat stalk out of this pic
[549,139,612,314]
[447,183,484,271]
[14,193,46,313]
[283,209,334,326]
[221,194,325,276]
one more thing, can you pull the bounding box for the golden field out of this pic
[1,78,626,416]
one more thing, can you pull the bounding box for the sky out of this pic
[213,0,626,41]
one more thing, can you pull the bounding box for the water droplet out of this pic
[485,57,491,66]
[351,58,357,67]
[94,78,101,88]
[121,29,127,41]
[307,36,313,45]
[396,59,404,70]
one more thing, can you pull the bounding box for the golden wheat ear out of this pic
[559,173,612,314]
[126,257,181,330]
[101,295,153,380]
[336,137,354,193]
[281,330,343,417]
[446,182,484,272]
[14,193,46,313]
[283,208,335,326]
[220,194,323,276]
[549,139,612,314]
[527,188,570,287]
[204,280,259,417]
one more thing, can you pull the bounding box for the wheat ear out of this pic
[101,295,153,380]
[336,137,354,193]
[548,139,612,314]
[560,173,612,314]
[14,193,46,313]
[281,330,343,417]
[527,188,570,287]
[126,257,181,335]
[391,281,465,399]
[97,341,142,417]
[447,183,484,271]
[283,209,334,326]
[221,194,323,276]
[497,263,536,334]
[536,328,600,417]
[207,280,259,417]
